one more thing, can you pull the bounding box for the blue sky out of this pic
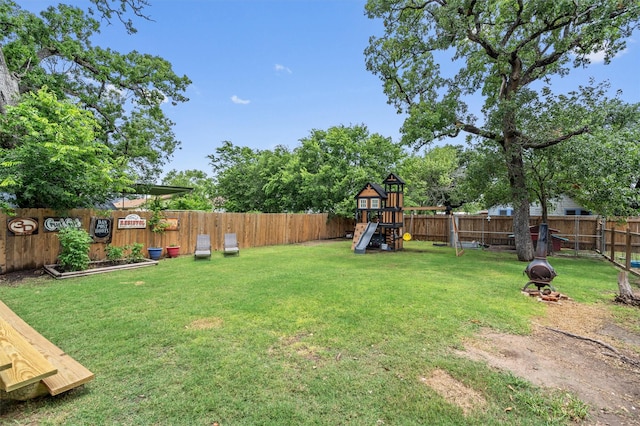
[24,1,640,176]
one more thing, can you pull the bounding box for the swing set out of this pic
[403,207,465,255]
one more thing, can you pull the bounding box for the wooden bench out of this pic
[0,344,12,372]
[0,300,94,400]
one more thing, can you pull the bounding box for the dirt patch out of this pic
[457,300,640,425]
[295,239,347,247]
[185,317,224,330]
[268,332,325,364]
[120,280,146,286]
[0,269,50,287]
[420,368,487,415]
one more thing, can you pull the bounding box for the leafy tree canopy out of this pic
[208,125,404,217]
[399,144,467,209]
[461,88,640,220]
[0,0,190,180]
[0,88,131,209]
[295,124,405,217]
[161,169,217,211]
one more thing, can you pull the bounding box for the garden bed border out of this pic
[43,258,158,280]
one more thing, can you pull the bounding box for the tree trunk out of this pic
[0,46,19,114]
[618,271,634,298]
[505,139,534,261]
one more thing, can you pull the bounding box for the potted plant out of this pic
[166,244,180,258]
[147,197,169,260]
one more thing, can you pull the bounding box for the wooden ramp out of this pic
[0,300,94,400]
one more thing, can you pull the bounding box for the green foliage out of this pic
[209,125,404,217]
[87,0,151,34]
[105,242,144,263]
[461,96,640,218]
[561,100,640,216]
[399,145,467,208]
[460,142,512,209]
[208,141,289,213]
[0,1,190,179]
[126,242,144,262]
[56,225,92,272]
[105,244,125,262]
[0,88,132,209]
[146,196,169,234]
[162,169,215,211]
[295,125,405,217]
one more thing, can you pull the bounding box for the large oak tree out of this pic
[365,0,639,260]
[0,0,190,184]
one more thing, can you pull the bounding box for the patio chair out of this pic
[194,234,211,260]
[223,233,240,256]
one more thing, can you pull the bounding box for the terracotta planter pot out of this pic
[166,246,180,258]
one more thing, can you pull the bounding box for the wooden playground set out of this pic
[351,173,457,255]
[351,173,406,254]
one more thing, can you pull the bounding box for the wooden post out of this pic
[610,226,616,262]
[626,228,632,271]
[0,210,6,274]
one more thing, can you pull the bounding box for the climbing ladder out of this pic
[0,300,94,400]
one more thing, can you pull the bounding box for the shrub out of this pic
[105,244,125,262]
[105,243,145,263]
[57,226,92,272]
[126,243,144,263]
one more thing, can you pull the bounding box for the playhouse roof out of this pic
[383,173,405,185]
[354,182,387,199]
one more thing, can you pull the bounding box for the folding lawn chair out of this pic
[223,233,240,256]
[194,234,211,260]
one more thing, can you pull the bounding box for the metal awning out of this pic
[126,184,193,196]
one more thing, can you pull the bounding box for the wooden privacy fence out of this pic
[403,214,605,250]
[403,214,640,267]
[0,209,354,274]
[4,209,640,274]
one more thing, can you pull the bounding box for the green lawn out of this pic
[0,240,629,425]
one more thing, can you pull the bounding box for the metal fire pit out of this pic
[523,223,557,292]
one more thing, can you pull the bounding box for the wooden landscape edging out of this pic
[43,258,158,280]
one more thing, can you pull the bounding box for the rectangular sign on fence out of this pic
[43,217,82,232]
[117,214,147,229]
[90,217,113,243]
[7,217,39,236]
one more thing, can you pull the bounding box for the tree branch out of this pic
[501,0,524,46]
[524,126,589,149]
[455,121,503,143]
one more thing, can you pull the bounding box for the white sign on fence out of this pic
[117,214,147,229]
[43,217,82,232]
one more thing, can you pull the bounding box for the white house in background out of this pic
[487,195,592,217]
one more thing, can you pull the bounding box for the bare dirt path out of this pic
[458,300,640,425]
